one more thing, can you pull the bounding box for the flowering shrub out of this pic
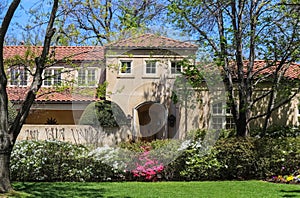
[131,146,164,181]
[11,140,117,182]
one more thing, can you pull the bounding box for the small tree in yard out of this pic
[0,0,59,193]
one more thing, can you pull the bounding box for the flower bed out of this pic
[267,170,300,184]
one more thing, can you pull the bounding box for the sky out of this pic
[2,0,195,46]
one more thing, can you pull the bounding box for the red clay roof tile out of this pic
[4,46,104,61]
[7,87,97,103]
[106,33,198,49]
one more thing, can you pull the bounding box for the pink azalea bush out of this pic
[131,146,164,181]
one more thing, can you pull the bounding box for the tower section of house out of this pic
[105,34,198,141]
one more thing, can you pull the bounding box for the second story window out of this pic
[171,61,182,74]
[78,68,97,86]
[120,61,132,74]
[43,69,62,86]
[10,67,28,86]
[145,61,156,74]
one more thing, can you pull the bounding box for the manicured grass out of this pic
[1,181,300,198]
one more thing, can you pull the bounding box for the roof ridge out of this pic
[106,33,198,48]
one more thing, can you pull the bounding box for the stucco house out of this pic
[4,34,300,143]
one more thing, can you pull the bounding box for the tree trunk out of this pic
[236,118,247,137]
[0,150,12,193]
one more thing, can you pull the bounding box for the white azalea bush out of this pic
[10,140,117,182]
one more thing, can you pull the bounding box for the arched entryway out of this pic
[134,101,167,141]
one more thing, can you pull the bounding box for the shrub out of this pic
[130,146,164,181]
[214,137,257,180]
[252,125,300,138]
[255,137,300,178]
[173,136,300,181]
[11,140,116,182]
[11,133,300,182]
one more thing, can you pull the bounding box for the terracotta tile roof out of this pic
[230,60,300,79]
[4,46,104,61]
[106,33,198,49]
[7,87,98,103]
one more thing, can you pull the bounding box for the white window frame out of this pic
[77,68,98,87]
[9,67,28,86]
[43,68,63,86]
[145,60,157,74]
[170,61,183,74]
[211,102,225,130]
[211,102,235,130]
[120,60,132,74]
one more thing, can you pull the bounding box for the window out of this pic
[212,117,224,130]
[78,68,97,86]
[43,69,62,86]
[171,61,182,74]
[225,104,235,129]
[10,67,28,86]
[145,61,156,74]
[212,102,223,115]
[226,117,235,129]
[87,69,96,86]
[211,102,235,130]
[211,102,225,130]
[120,61,132,74]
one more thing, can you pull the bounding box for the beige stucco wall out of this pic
[250,91,300,129]
[105,48,200,139]
[106,48,196,115]
[18,124,132,146]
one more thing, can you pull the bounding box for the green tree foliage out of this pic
[168,0,300,136]
[55,0,166,45]
[79,101,127,128]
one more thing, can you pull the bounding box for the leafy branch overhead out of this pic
[168,0,300,136]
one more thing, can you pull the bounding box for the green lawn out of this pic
[2,181,300,198]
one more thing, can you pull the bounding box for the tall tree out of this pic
[0,0,59,193]
[56,0,166,45]
[168,0,300,136]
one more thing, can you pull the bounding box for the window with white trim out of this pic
[120,61,132,74]
[225,104,235,129]
[43,68,62,86]
[211,102,225,130]
[10,67,28,86]
[211,102,235,130]
[78,68,97,86]
[145,60,156,74]
[171,61,182,74]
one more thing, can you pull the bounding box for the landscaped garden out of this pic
[3,126,300,197]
